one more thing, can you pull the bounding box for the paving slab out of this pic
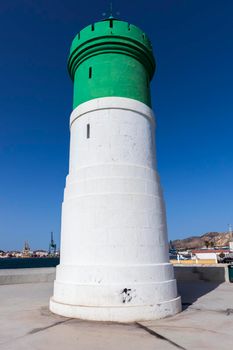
[0,281,233,350]
[141,281,233,350]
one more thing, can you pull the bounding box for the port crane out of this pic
[49,232,56,255]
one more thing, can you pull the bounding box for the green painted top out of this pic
[68,19,156,108]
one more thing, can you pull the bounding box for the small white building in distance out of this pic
[192,249,230,263]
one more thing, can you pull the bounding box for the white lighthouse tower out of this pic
[50,17,181,322]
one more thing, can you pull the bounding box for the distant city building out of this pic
[22,241,32,257]
[228,224,233,252]
[33,250,48,257]
[192,249,230,263]
[229,241,233,252]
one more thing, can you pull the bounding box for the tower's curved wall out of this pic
[50,18,181,322]
[68,19,155,108]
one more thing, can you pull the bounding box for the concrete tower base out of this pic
[50,295,181,322]
[50,97,181,322]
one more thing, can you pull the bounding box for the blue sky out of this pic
[0,0,233,250]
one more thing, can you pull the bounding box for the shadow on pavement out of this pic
[177,280,222,310]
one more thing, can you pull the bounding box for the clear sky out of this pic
[0,0,233,250]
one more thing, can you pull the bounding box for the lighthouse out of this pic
[50,18,181,322]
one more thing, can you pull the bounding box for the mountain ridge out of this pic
[172,231,233,250]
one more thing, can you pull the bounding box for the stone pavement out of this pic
[0,281,233,350]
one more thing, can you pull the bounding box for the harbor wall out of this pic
[0,264,230,285]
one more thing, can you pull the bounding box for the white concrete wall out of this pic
[0,265,230,286]
[195,253,217,261]
[0,268,56,285]
[50,97,181,322]
[229,242,233,252]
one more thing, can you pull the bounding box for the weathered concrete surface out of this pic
[0,268,56,285]
[141,281,233,350]
[0,281,233,350]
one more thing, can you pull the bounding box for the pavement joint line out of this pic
[27,318,73,335]
[0,318,135,346]
[135,322,187,350]
[0,320,73,347]
[186,306,233,315]
[145,324,227,336]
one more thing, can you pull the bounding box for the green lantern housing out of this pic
[68,18,156,109]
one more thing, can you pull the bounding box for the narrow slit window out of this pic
[89,67,92,79]
[91,24,95,31]
[109,19,113,28]
[87,124,90,138]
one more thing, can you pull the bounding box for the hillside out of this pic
[172,232,232,250]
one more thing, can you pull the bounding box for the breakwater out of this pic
[0,257,60,269]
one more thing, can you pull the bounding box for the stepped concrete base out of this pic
[50,261,181,322]
[50,296,181,322]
